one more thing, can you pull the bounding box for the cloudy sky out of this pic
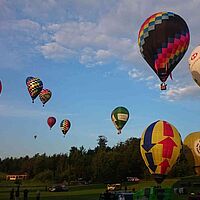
[0,0,200,158]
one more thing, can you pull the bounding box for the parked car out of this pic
[48,184,69,192]
[107,183,121,191]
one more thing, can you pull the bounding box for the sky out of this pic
[0,0,200,159]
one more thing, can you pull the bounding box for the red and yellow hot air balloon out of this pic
[184,132,200,176]
[47,117,56,130]
[140,120,182,184]
[138,12,190,90]
[39,89,52,107]
[60,119,71,136]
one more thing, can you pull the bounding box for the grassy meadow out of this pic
[0,177,199,200]
[0,178,177,200]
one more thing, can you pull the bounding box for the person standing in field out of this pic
[10,188,14,200]
[36,190,40,200]
[23,189,29,200]
[15,186,20,200]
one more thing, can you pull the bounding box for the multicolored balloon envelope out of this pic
[111,106,129,134]
[184,132,200,176]
[140,120,182,184]
[138,12,190,90]
[0,80,2,95]
[26,77,43,103]
[47,117,56,130]
[60,119,71,136]
[188,46,200,87]
[26,76,34,85]
[39,89,52,106]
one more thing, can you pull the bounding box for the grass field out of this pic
[0,178,199,200]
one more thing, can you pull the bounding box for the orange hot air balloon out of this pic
[140,120,182,184]
[47,117,56,130]
[184,132,200,175]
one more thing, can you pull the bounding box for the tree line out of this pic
[0,136,195,183]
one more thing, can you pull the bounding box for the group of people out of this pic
[10,187,40,200]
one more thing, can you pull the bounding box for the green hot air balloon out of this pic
[111,106,129,134]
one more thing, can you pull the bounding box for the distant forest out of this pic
[0,136,195,183]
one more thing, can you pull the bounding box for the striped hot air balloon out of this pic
[60,119,71,136]
[140,120,182,184]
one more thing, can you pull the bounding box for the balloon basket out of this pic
[153,174,166,185]
[160,83,167,90]
[117,130,121,134]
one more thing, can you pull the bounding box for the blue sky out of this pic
[0,0,200,158]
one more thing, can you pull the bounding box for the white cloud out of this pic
[79,48,109,67]
[128,68,154,82]
[0,19,41,34]
[96,49,112,60]
[128,69,143,79]
[161,84,200,101]
[39,42,76,60]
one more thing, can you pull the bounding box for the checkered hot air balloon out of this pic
[138,12,190,90]
[111,106,129,134]
[26,77,43,103]
[26,76,34,86]
[140,120,182,184]
[39,89,52,107]
[60,119,71,136]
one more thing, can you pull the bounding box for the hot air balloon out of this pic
[140,120,182,184]
[47,117,56,130]
[26,77,43,103]
[0,80,2,95]
[188,46,200,87]
[26,76,34,85]
[138,12,190,90]
[184,132,200,176]
[34,135,37,139]
[60,119,71,136]
[111,106,129,134]
[39,89,52,107]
